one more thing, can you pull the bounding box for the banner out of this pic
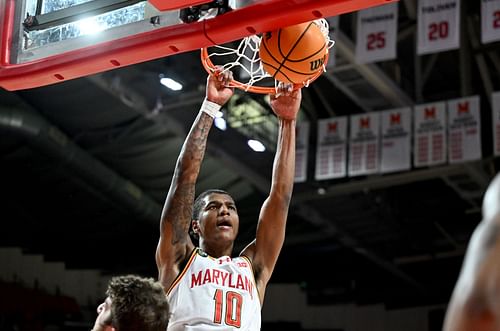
[417,0,460,55]
[492,91,500,155]
[414,102,447,167]
[326,16,339,69]
[447,96,482,163]
[482,0,500,44]
[315,117,347,180]
[380,107,411,173]
[348,113,380,177]
[295,122,310,183]
[355,3,398,63]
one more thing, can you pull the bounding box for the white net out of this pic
[202,18,336,93]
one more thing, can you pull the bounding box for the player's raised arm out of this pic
[241,84,301,301]
[443,173,500,331]
[156,70,233,289]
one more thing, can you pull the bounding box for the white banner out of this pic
[447,96,482,163]
[482,0,500,43]
[380,107,411,173]
[492,91,500,155]
[414,102,447,167]
[417,0,460,55]
[355,3,398,63]
[348,113,380,177]
[326,16,339,69]
[295,122,310,183]
[315,117,347,180]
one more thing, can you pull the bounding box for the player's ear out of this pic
[191,219,200,234]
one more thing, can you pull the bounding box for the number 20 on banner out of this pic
[417,0,460,55]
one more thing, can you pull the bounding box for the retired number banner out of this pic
[417,0,460,55]
[414,102,447,167]
[355,2,398,64]
[348,113,380,177]
[315,117,347,180]
[380,107,411,173]
[447,96,482,163]
[295,122,310,183]
[492,91,500,156]
[482,0,500,43]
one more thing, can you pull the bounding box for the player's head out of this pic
[191,189,240,247]
[98,275,170,331]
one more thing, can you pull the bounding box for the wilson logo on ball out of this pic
[310,57,325,71]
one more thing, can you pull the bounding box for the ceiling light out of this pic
[77,18,105,35]
[214,117,226,131]
[247,139,266,152]
[160,77,183,91]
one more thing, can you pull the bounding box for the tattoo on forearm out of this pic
[163,114,213,245]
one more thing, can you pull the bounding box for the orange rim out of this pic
[200,46,328,94]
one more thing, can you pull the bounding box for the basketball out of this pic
[259,20,328,85]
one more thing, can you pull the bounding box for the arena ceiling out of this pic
[2,0,500,311]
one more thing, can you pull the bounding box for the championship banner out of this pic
[348,113,380,177]
[380,107,411,173]
[295,122,310,183]
[326,16,339,69]
[482,0,500,44]
[315,117,347,180]
[355,2,398,63]
[414,101,447,167]
[417,0,460,55]
[492,91,500,156]
[447,96,482,163]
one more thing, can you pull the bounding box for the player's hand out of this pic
[270,83,301,120]
[206,67,234,106]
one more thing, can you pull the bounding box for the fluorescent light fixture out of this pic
[247,139,266,152]
[160,77,183,91]
[77,17,105,35]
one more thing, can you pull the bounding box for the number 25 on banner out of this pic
[482,0,500,44]
[417,0,460,55]
[355,3,398,64]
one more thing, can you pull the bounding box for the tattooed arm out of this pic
[156,70,233,290]
[443,173,500,331]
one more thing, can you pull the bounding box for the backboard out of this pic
[0,0,398,91]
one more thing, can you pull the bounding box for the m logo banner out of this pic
[315,117,348,180]
[414,102,447,167]
[348,113,380,177]
[447,96,482,163]
[380,107,411,173]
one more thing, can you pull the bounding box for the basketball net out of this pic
[201,18,335,94]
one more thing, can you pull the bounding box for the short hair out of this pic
[192,189,232,221]
[107,275,169,331]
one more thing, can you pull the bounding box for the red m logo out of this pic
[359,117,370,129]
[328,122,337,132]
[390,113,401,125]
[424,107,436,119]
[457,101,469,114]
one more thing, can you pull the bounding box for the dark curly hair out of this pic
[107,275,170,331]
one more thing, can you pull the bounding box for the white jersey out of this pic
[167,248,261,331]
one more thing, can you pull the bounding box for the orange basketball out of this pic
[259,21,327,84]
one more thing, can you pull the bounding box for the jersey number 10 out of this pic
[213,289,243,327]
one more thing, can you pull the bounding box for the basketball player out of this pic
[443,172,500,331]
[156,68,300,330]
[91,275,170,331]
